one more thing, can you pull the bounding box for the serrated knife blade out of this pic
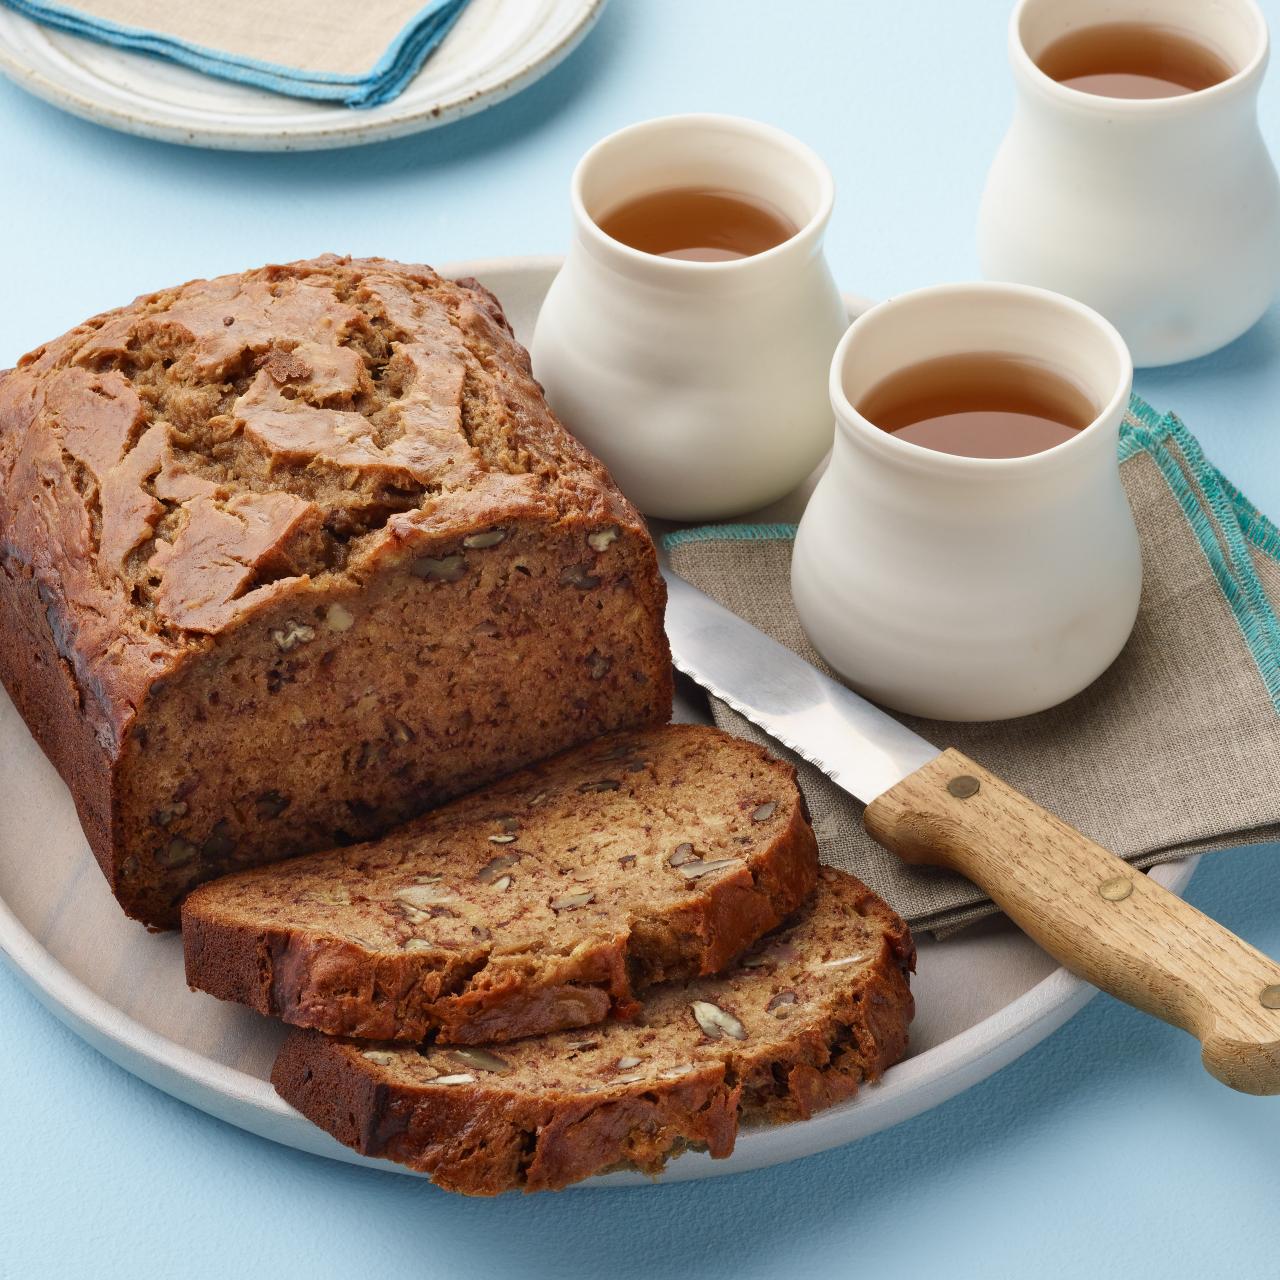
[661,566,939,802]
[661,567,1280,1096]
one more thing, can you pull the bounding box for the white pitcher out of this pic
[979,0,1280,368]
[791,282,1140,722]
[531,114,848,520]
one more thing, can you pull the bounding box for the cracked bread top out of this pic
[0,255,640,748]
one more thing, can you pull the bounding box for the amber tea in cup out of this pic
[595,186,798,261]
[856,352,1099,459]
[1036,22,1235,98]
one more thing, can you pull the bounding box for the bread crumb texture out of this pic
[272,867,915,1195]
[182,724,819,1044]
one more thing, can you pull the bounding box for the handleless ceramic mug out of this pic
[979,0,1280,368]
[530,114,849,520]
[791,282,1141,722]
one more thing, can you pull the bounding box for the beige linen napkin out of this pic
[4,0,469,105]
[665,400,1280,935]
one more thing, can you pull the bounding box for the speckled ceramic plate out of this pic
[0,255,1197,1187]
[0,0,605,150]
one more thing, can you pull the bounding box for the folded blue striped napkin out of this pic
[2,0,471,107]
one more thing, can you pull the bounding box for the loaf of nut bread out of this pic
[272,867,915,1195]
[183,725,818,1044]
[0,256,671,928]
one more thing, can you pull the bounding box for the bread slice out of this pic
[271,868,914,1195]
[182,725,819,1044]
[0,256,670,928]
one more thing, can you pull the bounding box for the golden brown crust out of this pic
[271,870,915,1196]
[182,725,819,1043]
[0,257,672,927]
[0,538,117,874]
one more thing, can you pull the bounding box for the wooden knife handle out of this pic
[864,748,1280,1095]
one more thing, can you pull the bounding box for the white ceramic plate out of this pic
[0,0,605,151]
[0,255,1196,1187]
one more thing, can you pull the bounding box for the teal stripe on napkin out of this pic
[1121,401,1280,710]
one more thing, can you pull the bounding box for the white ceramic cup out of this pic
[791,282,1141,722]
[530,114,849,520]
[979,0,1280,368]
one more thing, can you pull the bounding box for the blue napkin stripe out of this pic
[662,394,1280,714]
[1121,402,1280,711]
[1,0,467,106]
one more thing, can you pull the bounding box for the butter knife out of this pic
[662,566,1280,1094]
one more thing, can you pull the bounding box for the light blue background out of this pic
[2,2,1280,1276]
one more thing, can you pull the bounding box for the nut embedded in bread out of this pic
[271,868,915,1195]
[182,725,819,1044]
[0,255,671,928]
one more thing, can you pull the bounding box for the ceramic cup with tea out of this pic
[531,114,848,520]
[791,282,1141,722]
[979,0,1280,367]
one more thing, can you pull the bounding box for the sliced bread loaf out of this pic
[271,867,914,1195]
[182,724,819,1044]
[0,256,670,928]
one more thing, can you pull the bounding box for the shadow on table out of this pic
[0,0,631,181]
[1134,304,1280,430]
[1143,306,1280,385]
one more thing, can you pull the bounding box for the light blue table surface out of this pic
[2,2,1280,1276]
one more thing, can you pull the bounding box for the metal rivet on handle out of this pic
[1261,985,1280,1010]
[947,775,980,800]
[1098,876,1133,902]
